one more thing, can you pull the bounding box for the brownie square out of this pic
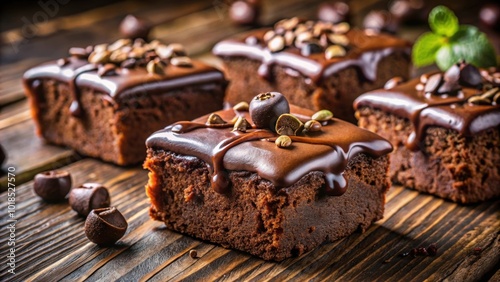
[144,104,393,261]
[354,63,500,203]
[213,17,411,123]
[23,39,226,165]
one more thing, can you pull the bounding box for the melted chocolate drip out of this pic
[23,56,225,119]
[146,106,393,195]
[354,72,500,151]
[213,28,410,84]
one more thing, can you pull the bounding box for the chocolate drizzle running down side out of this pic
[146,106,392,195]
[354,64,500,151]
[23,39,226,119]
[212,17,410,85]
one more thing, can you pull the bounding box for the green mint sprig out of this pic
[412,5,497,70]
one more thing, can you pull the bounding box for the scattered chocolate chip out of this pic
[424,73,443,94]
[120,14,151,40]
[427,243,438,256]
[229,0,261,26]
[249,92,290,130]
[85,207,127,246]
[384,77,404,89]
[301,42,323,56]
[402,243,438,258]
[34,170,72,202]
[233,101,249,111]
[312,109,334,121]
[325,45,346,59]
[232,116,250,132]
[69,183,111,217]
[207,113,227,125]
[363,10,398,34]
[275,135,292,148]
[275,114,304,136]
[189,249,198,258]
[480,4,500,31]
[317,1,350,24]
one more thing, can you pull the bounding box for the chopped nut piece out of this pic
[233,101,249,111]
[311,109,333,121]
[146,59,164,75]
[328,34,349,46]
[275,135,292,148]
[304,120,322,132]
[88,50,111,64]
[275,114,304,136]
[325,45,346,59]
[108,38,132,52]
[207,113,227,125]
[268,36,285,52]
[171,56,193,67]
[232,116,250,132]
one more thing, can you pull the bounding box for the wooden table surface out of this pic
[0,0,499,281]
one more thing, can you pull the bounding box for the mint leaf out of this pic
[429,5,458,37]
[435,45,459,70]
[412,32,446,67]
[447,25,497,68]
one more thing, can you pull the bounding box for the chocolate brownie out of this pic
[212,17,411,123]
[23,39,226,165]
[354,62,500,203]
[144,93,393,261]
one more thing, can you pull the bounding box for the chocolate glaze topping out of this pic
[354,64,500,151]
[23,39,225,118]
[213,18,410,84]
[146,105,392,195]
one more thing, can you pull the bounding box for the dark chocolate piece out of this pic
[34,170,72,202]
[85,207,128,246]
[120,15,152,40]
[249,92,290,130]
[69,183,111,217]
[146,105,392,196]
[317,1,350,24]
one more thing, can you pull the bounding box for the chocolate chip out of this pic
[459,63,483,88]
[317,1,350,24]
[363,10,398,34]
[384,77,404,89]
[427,243,438,256]
[34,170,72,202]
[189,249,198,258]
[480,4,500,31]
[120,14,151,40]
[249,92,290,130]
[229,0,261,26]
[301,42,323,56]
[85,207,127,246]
[424,73,443,94]
[69,183,111,217]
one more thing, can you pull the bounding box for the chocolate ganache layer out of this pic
[23,39,225,117]
[212,17,411,84]
[354,63,500,151]
[146,105,393,195]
